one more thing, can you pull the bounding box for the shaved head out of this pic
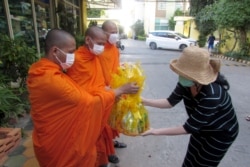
[84,26,107,46]
[102,20,117,32]
[85,26,105,39]
[45,29,74,54]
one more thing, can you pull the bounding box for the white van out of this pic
[146,30,197,50]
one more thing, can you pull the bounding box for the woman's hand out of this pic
[140,128,155,136]
[141,96,146,105]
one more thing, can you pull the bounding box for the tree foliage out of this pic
[199,0,250,55]
[0,34,38,86]
[212,0,250,31]
[131,20,144,36]
[190,0,215,16]
[189,0,216,47]
[87,8,102,18]
[169,9,184,30]
[0,34,37,126]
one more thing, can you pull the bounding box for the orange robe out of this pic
[99,42,120,86]
[98,42,120,139]
[67,46,115,166]
[27,58,114,167]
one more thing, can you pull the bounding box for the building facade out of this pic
[143,0,189,34]
[0,0,82,54]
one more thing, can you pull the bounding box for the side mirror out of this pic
[175,37,180,40]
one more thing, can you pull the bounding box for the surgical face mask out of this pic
[108,33,119,44]
[179,75,194,87]
[89,38,104,55]
[55,48,75,70]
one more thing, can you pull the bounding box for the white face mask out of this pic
[108,33,119,44]
[56,48,75,70]
[89,39,104,55]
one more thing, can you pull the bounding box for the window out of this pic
[9,0,35,47]
[157,2,166,10]
[57,1,80,36]
[157,32,167,37]
[167,33,176,39]
[155,18,168,30]
[35,1,51,52]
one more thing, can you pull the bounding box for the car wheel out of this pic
[150,42,157,50]
[179,44,187,50]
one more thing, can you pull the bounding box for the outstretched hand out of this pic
[140,96,146,104]
[140,128,154,136]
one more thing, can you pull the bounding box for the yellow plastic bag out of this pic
[109,62,150,136]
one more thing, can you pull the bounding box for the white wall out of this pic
[144,2,156,34]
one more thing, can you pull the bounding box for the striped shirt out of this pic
[167,82,239,166]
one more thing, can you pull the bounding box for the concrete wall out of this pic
[144,2,156,34]
[174,16,199,40]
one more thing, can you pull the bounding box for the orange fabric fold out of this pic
[27,58,110,167]
[67,46,116,166]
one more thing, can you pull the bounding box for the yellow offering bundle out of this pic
[109,62,150,136]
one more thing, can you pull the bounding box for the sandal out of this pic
[246,115,250,121]
[114,141,127,148]
[108,154,119,164]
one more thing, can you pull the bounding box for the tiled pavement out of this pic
[1,116,39,167]
[0,116,115,167]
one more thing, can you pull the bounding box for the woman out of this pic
[141,46,239,167]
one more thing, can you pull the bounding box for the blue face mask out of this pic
[179,76,194,87]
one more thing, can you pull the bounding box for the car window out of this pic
[156,32,167,37]
[167,33,176,39]
[175,32,188,39]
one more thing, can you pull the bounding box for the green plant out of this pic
[0,34,38,87]
[0,83,26,127]
[169,9,184,30]
[88,20,98,27]
[131,20,144,37]
[224,51,250,61]
[197,34,207,47]
[0,34,37,127]
[137,35,146,41]
[75,34,85,48]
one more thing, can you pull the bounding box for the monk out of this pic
[99,20,126,164]
[27,29,130,167]
[66,26,139,167]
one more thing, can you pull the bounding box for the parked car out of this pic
[146,30,197,50]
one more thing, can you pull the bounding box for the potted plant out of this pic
[0,34,38,164]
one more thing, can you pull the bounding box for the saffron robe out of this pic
[99,42,120,86]
[27,58,114,167]
[67,46,115,166]
[98,43,121,139]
